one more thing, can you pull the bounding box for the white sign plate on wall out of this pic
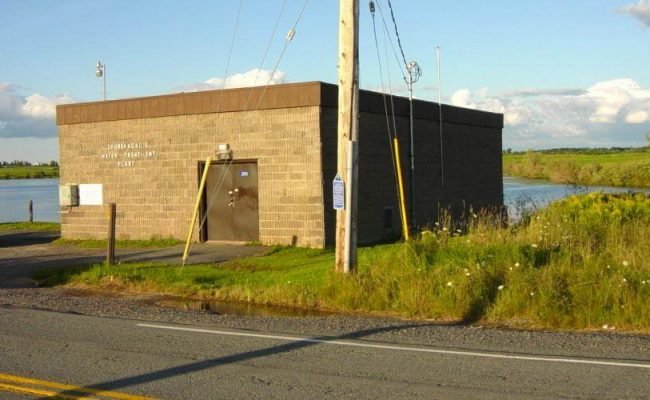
[79,184,104,206]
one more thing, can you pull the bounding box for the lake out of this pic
[0,177,649,223]
[502,176,650,219]
[0,179,60,222]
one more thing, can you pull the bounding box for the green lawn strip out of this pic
[37,193,650,331]
[0,222,60,232]
[0,166,59,179]
[53,237,184,249]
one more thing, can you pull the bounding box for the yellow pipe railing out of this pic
[392,138,410,240]
[182,156,212,266]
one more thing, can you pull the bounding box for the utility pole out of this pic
[335,0,359,274]
[406,61,421,229]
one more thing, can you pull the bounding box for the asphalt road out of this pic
[1,305,649,399]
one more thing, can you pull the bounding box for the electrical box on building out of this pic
[216,143,233,160]
[59,184,79,207]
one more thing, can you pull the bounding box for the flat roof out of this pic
[56,81,503,128]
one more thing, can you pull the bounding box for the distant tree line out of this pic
[503,146,649,155]
[0,160,59,167]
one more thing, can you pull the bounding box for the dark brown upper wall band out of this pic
[56,81,503,128]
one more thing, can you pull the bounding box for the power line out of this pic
[374,1,407,82]
[254,0,310,110]
[386,0,408,69]
[188,0,310,265]
[369,1,403,237]
[244,0,288,110]
[214,0,244,113]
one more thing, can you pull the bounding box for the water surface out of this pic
[1,177,648,224]
[0,179,60,222]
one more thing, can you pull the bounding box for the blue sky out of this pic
[1,0,649,161]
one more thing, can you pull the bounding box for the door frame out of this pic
[198,159,258,243]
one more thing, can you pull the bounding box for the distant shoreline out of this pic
[503,149,650,189]
[0,166,59,180]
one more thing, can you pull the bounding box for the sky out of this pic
[1,0,649,162]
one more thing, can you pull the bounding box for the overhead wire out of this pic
[187,0,310,266]
[386,0,408,69]
[215,0,244,113]
[244,0,288,110]
[374,0,407,82]
[183,0,244,267]
[254,0,310,110]
[369,1,402,235]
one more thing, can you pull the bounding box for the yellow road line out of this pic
[0,373,158,400]
[0,381,86,399]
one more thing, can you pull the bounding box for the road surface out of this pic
[1,301,649,399]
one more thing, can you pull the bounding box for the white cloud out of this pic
[0,83,73,138]
[619,0,650,27]
[180,69,287,92]
[450,78,650,149]
[625,110,648,123]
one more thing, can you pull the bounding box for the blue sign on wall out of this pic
[333,174,345,210]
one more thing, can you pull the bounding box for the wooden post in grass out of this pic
[28,200,33,223]
[106,203,116,266]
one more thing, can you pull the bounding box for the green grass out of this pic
[0,165,59,179]
[53,237,184,249]
[0,222,60,232]
[38,193,650,331]
[504,150,650,188]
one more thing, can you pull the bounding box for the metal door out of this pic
[204,162,259,242]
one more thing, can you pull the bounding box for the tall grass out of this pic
[504,150,650,188]
[42,193,650,331]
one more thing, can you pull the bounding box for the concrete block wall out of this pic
[319,95,503,246]
[59,106,326,247]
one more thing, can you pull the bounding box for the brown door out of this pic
[204,162,259,242]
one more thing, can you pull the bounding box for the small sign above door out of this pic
[240,170,249,177]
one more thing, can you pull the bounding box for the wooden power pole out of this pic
[335,0,359,274]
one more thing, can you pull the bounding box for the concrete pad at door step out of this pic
[0,230,267,288]
[116,242,267,265]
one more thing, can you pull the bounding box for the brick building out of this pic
[56,81,503,248]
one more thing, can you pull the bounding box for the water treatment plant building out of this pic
[56,81,503,248]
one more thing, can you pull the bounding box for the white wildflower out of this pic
[515,262,520,267]
[497,285,505,291]
[446,281,453,287]
[622,260,629,267]
[531,244,538,248]
[530,292,535,297]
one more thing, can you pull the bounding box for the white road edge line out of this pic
[137,323,650,369]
